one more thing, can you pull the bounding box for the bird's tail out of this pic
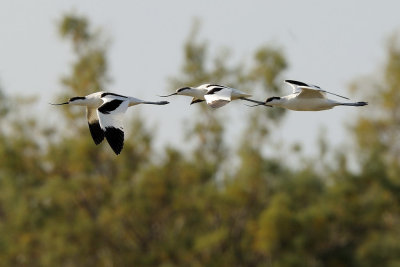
[338,101,368,107]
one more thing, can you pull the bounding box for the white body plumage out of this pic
[261,80,368,111]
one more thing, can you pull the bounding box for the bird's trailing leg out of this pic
[338,101,368,107]
[49,102,69,105]
[141,101,170,105]
[240,98,272,107]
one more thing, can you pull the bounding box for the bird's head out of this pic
[265,96,281,105]
[50,96,86,106]
[158,87,193,98]
[68,96,86,104]
[175,87,193,96]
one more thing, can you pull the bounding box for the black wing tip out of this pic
[285,80,309,86]
[159,101,169,105]
[104,127,124,155]
[88,121,105,145]
[206,84,227,88]
[190,99,205,105]
[358,101,368,106]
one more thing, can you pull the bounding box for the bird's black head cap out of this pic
[69,96,86,102]
[266,96,281,103]
[177,87,191,93]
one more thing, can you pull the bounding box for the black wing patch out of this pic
[285,80,310,87]
[88,121,104,145]
[100,92,128,98]
[190,99,205,105]
[104,127,124,155]
[98,100,124,114]
[206,87,224,95]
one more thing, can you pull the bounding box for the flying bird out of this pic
[51,92,169,155]
[250,80,368,111]
[159,84,261,108]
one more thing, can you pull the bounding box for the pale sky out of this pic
[1,1,399,158]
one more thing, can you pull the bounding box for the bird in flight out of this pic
[250,80,368,111]
[51,92,169,155]
[159,84,261,108]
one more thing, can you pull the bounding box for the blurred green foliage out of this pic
[0,14,399,266]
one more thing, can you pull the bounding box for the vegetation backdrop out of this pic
[0,14,399,267]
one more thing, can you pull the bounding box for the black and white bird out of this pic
[252,80,368,111]
[51,92,169,155]
[159,84,261,108]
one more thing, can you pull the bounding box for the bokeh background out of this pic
[0,1,399,266]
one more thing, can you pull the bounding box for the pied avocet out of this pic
[159,84,261,108]
[51,92,169,155]
[253,80,368,111]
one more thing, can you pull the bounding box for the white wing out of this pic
[285,80,320,93]
[97,96,129,155]
[204,86,232,109]
[297,87,326,99]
